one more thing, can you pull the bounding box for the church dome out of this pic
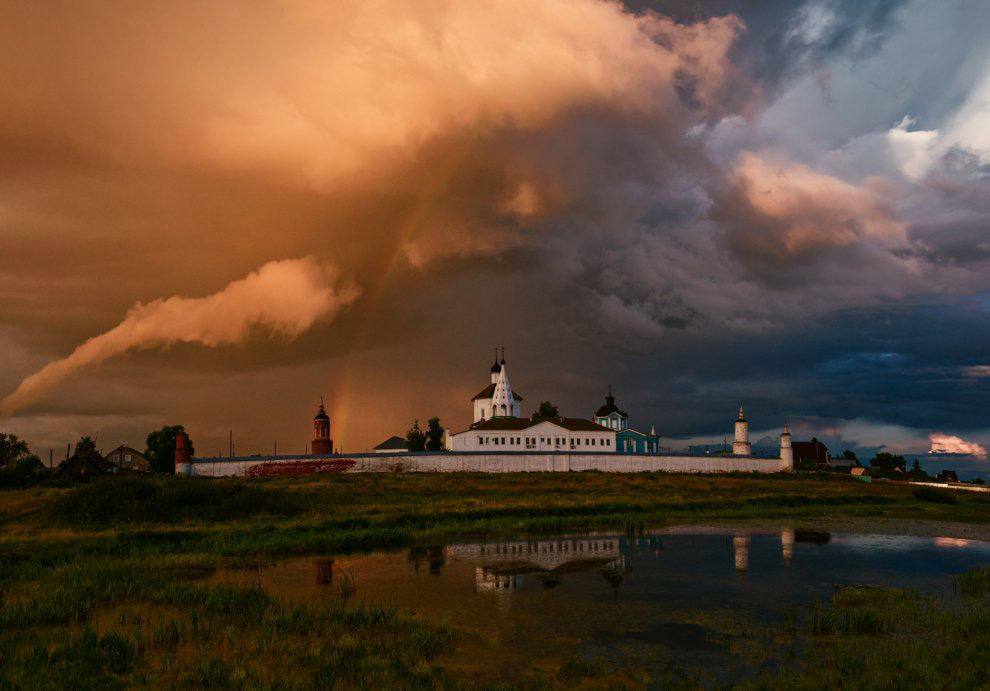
[595,390,627,418]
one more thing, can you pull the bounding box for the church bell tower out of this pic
[312,400,332,455]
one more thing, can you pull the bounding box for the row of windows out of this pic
[623,440,659,452]
[477,436,612,447]
[480,540,615,556]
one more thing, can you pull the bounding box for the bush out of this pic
[912,487,958,505]
[48,476,308,524]
[0,455,49,489]
[957,567,990,597]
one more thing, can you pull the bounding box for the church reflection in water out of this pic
[311,529,833,594]
[382,529,832,595]
[450,537,629,592]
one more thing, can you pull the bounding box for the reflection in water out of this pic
[446,531,801,584]
[935,537,972,548]
[210,527,990,686]
[314,558,334,584]
[733,536,751,572]
[408,546,448,575]
[795,530,831,545]
[781,529,794,566]
[449,537,628,597]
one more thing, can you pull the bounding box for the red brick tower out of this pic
[312,401,332,455]
[174,429,192,473]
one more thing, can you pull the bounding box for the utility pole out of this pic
[229,430,233,458]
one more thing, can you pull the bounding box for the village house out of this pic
[105,444,150,472]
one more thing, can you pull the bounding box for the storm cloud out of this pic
[1,0,989,469]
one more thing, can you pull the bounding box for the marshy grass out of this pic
[0,568,453,688]
[957,566,990,597]
[2,473,989,687]
[912,486,959,505]
[746,569,990,689]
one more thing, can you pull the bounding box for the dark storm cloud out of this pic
[629,0,907,90]
[1,0,989,458]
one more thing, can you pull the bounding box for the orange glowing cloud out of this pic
[0,258,358,417]
[729,151,907,255]
[0,1,743,192]
[928,433,987,457]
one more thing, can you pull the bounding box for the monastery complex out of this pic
[175,352,794,477]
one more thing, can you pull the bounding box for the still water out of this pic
[213,526,990,683]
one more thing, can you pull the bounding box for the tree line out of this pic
[0,425,189,488]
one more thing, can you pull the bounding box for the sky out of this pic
[1,0,989,472]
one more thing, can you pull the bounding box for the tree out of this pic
[74,437,98,456]
[840,449,858,462]
[425,417,445,451]
[910,458,929,479]
[0,433,32,467]
[869,451,906,476]
[406,420,426,452]
[0,455,46,489]
[0,433,46,488]
[145,425,192,474]
[533,401,559,419]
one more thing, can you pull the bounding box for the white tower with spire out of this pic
[472,348,522,422]
[490,360,516,418]
[733,405,751,456]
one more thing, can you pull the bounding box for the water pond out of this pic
[213,526,990,684]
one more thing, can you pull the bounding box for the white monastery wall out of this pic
[178,451,790,477]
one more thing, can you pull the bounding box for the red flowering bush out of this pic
[245,459,356,477]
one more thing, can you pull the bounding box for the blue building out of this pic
[593,389,660,454]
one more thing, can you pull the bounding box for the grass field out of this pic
[1,472,988,687]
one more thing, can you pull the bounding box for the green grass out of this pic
[1,472,988,687]
[745,578,990,690]
[912,486,960,505]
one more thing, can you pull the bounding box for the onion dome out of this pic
[595,387,628,418]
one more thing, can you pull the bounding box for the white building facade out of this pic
[448,418,616,452]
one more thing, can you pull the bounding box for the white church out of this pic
[448,351,617,452]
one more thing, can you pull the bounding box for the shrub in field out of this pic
[49,475,307,524]
[912,486,958,504]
